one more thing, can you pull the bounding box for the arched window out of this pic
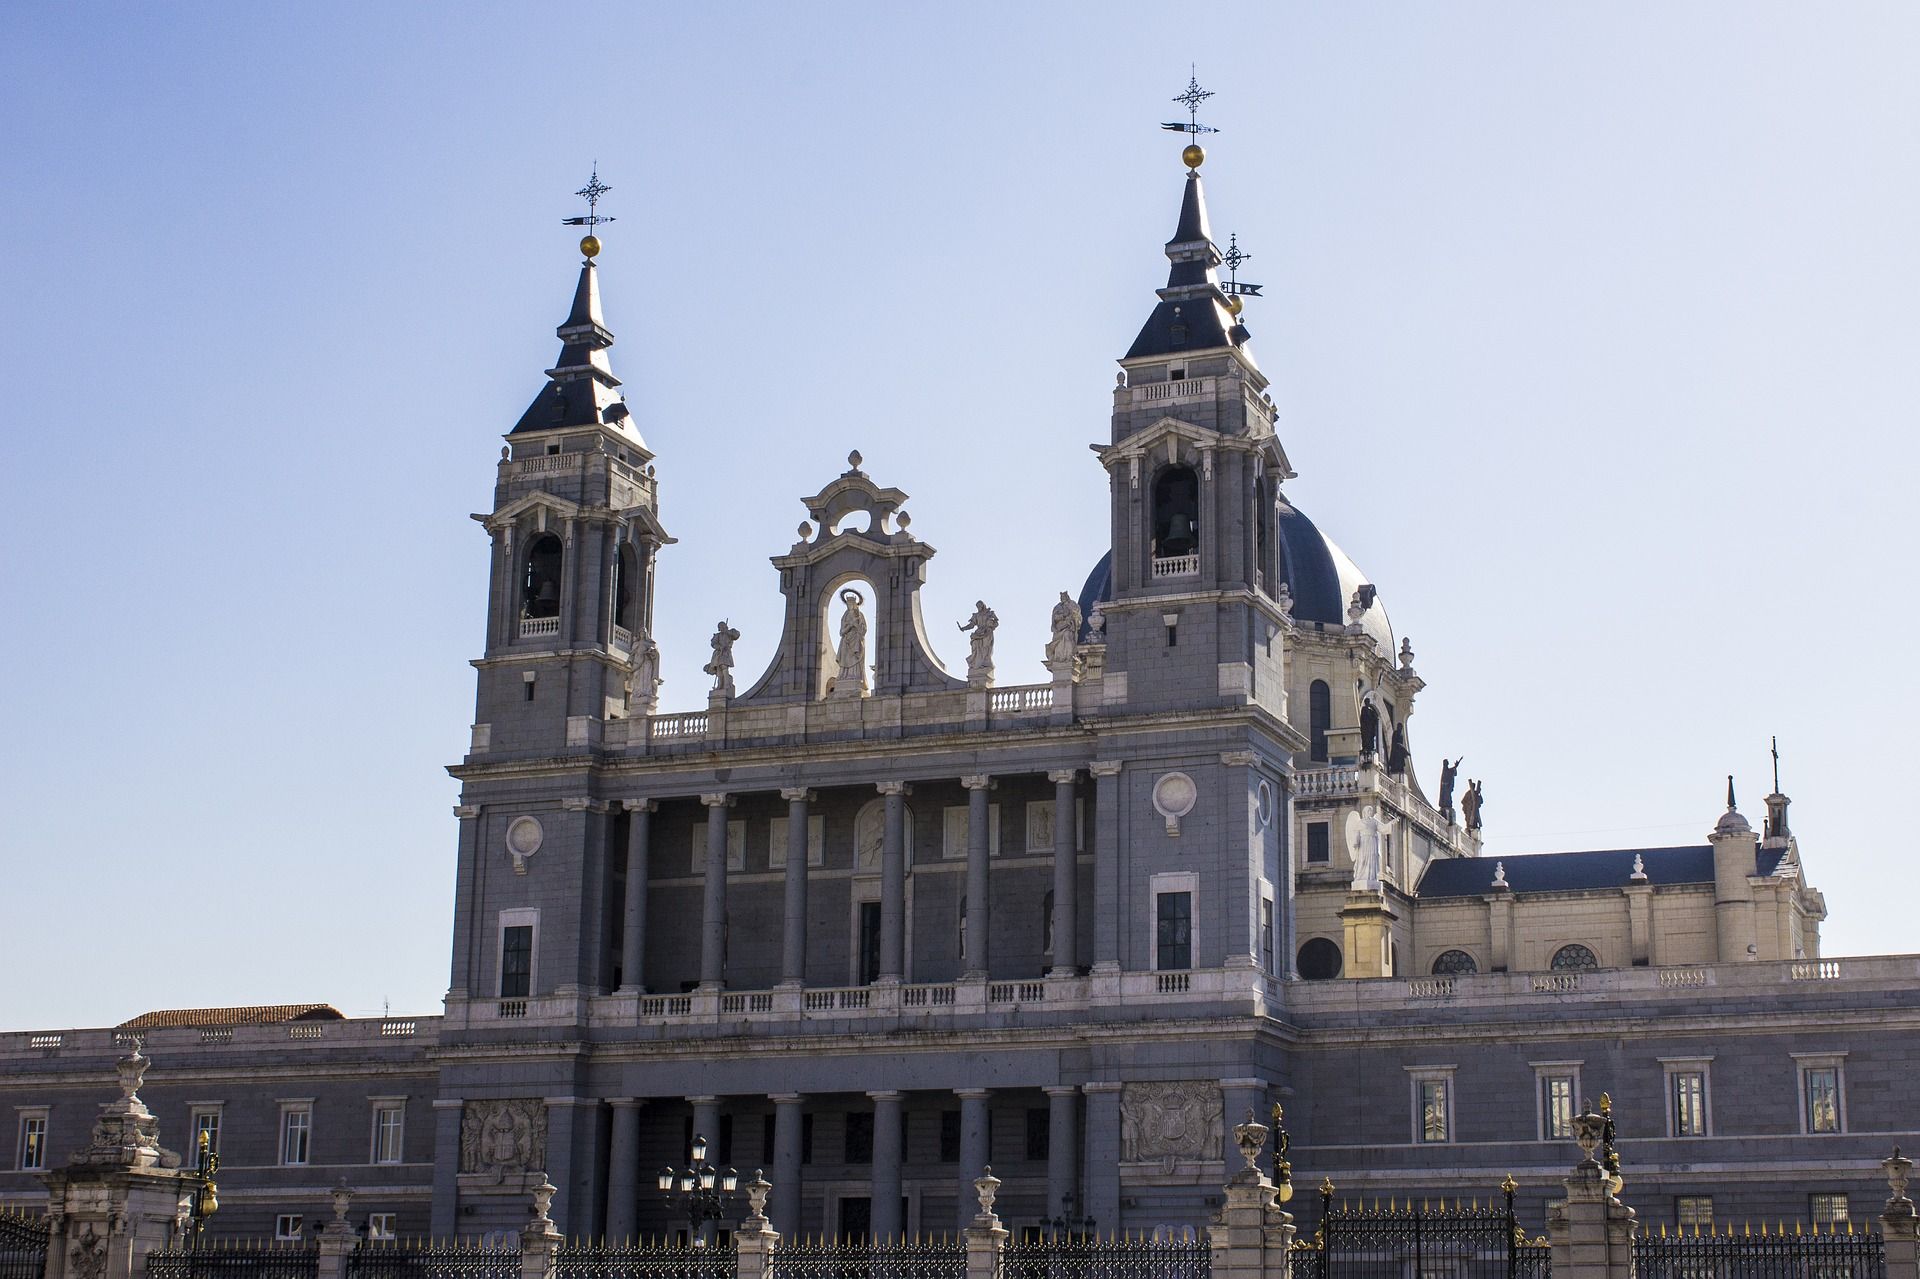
[1309,681,1331,763]
[1297,937,1342,980]
[1551,943,1600,971]
[521,534,563,620]
[1253,475,1273,590]
[612,544,639,633]
[1432,950,1478,976]
[1151,466,1200,561]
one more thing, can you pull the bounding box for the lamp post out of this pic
[656,1134,739,1247]
[1046,1190,1096,1238]
[189,1130,220,1244]
[1270,1104,1295,1204]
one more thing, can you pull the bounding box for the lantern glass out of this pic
[721,1168,739,1193]
[657,1169,674,1192]
[691,1135,708,1163]
[679,1173,695,1194]
[699,1166,716,1191]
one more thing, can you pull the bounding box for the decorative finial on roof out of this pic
[1162,68,1219,171]
[562,163,616,260]
[1771,736,1782,794]
[1220,233,1263,315]
[1726,774,1738,811]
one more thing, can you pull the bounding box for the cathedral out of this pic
[0,125,1908,1248]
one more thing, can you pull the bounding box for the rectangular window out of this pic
[1025,1108,1050,1161]
[1419,1080,1450,1143]
[1156,892,1193,971]
[367,1214,397,1242]
[275,1214,304,1241]
[940,1110,961,1163]
[281,1106,312,1166]
[500,925,533,998]
[18,1114,47,1170]
[1803,1066,1842,1134]
[1306,822,1330,864]
[1672,1071,1707,1137]
[191,1109,221,1168]
[1676,1197,1714,1228]
[845,1112,873,1164]
[1260,898,1275,972]
[371,1104,405,1164]
[1543,1076,1576,1141]
[1810,1194,1850,1225]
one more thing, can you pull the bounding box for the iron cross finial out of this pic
[1220,232,1264,299]
[1162,68,1220,138]
[564,163,617,233]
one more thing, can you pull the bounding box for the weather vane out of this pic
[1220,232,1263,298]
[563,163,615,259]
[1162,69,1220,140]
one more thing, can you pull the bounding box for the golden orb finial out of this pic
[1182,143,1205,170]
[580,234,602,259]
[1224,294,1244,316]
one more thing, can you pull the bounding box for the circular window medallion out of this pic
[1255,781,1275,829]
[505,816,544,874]
[1152,771,1198,835]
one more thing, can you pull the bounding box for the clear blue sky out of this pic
[4,4,1914,1029]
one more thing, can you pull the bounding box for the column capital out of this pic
[699,793,731,808]
[769,1093,806,1105]
[607,1098,646,1111]
[1080,1081,1125,1095]
[1047,769,1079,785]
[686,1095,719,1106]
[560,797,595,812]
[778,788,815,803]
[960,774,992,791]
[1219,751,1259,767]
[876,781,911,797]
[1219,1077,1269,1091]
[1088,761,1123,777]
[431,1097,466,1110]
[866,1089,905,1103]
[1041,1085,1080,1098]
[453,805,482,820]
[625,798,658,814]
[953,1088,992,1101]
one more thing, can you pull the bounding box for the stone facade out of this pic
[0,147,1909,1247]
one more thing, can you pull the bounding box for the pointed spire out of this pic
[511,171,637,438]
[1727,774,1737,811]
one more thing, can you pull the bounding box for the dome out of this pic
[1076,499,1394,653]
[1715,808,1752,836]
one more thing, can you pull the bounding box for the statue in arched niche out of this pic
[826,588,869,699]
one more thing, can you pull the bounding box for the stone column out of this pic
[448,805,483,1000]
[689,1097,721,1161]
[870,1091,905,1240]
[543,1098,583,1239]
[618,802,654,993]
[964,1169,1009,1279]
[1088,763,1123,974]
[1044,1086,1080,1226]
[1048,771,1079,976]
[733,1173,779,1279]
[779,789,813,988]
[604,1099,643,1240]
[431,1098,464,1236]
[1206,1116,1295,1279]
[699,794,731,990]
[770,1095,806,1239]
[1080,1083,1122,1232]
[955,1089,992,1233]
[1547,1127,1637,1279]
[1881,1150,1917,1279]
[520,1176,562,1279]
[961,777,992,979]
[878,783,909,983]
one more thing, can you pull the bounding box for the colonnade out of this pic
[614,766,1125,995]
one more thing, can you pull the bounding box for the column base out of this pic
[613,984,647,996]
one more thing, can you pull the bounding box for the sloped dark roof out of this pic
[120,1004,344,1031]
[1126,296,1235,360]
[1417,845,1788,899]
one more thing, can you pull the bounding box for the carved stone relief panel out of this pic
[1119,1081,1223,1163]
[458,1099,548,1178]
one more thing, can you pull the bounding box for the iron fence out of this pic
[146,1241,320,1279]
[554,1239,736,1279]
[346,1240,521,1279]
[1634,1226,1885,1279]
[1301,1196,1544,1279]
[771,1238,966,1279]
[1003,1235,1212,1279]
[0,1211,49,1279]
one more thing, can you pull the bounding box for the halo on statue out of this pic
[839,587,865,608]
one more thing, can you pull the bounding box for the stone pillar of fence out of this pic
[314,1181,359,1279]
[1547,1107,1635,1279]
[964,1168,1009,1279]
[1883,1149,1918,1279]
[519,1175,562,1279]
[37,1041,198,1279]
[1208,1114,1296,1279]
[733,1173,778,1279]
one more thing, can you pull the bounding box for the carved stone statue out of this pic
[1438,756,1463,817]
[1119,1081,1223,1163]
[458,1099,548,1179]
[1274,582,1293,620]
[1387,723,1409,777]
[827,588,868,698]
[1046,590,1083,680]
[1348,804,1397,891]
[1461,779,1485,832]
[624,634,662,715]
[957,600,998,688]
[1358,695,1381,760]
[703,621,740,696]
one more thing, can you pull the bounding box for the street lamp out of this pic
[1270,1104,1294,1203]
[1046,1190,1096,1237]
[189,1130,220,1244]
[656,1134,739,1246]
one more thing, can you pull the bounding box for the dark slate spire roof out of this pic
[511,257,630,435]
[1125,170,1246,360]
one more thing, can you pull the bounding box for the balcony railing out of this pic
[989,685,1052,714]
[1151,554,1200,579]
[518,615,560,640]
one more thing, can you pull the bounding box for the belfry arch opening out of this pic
[1151,465,1200,563]
[521,534,563,620]
[613,543,640,633]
